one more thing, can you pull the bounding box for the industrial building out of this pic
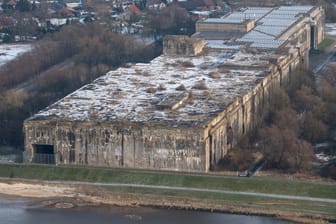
[24,5,324,172]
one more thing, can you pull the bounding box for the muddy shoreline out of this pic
[0,180,333,224]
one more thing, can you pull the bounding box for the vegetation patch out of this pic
[176,84,186,91]
[0,24,161,148]
[192,80,208,90]
[217,69,336,179]
[101,186,336,217]
[318,38,335,51]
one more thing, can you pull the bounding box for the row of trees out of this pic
[144,4,197,40]
[0,23,160,147]
[219,68,336,178]
[1,0,36,12]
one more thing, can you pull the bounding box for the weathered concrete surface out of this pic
[24,122,206,172]
[163,35,205,56]
[196,19,255,32]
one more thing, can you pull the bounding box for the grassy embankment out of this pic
[317,37,335,51]
[0,163,335,219]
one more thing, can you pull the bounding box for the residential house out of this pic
[147,0,166,10]
[0,16,15,29]
[177,0,215,11]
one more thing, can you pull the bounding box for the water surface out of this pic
[0,196,293,224]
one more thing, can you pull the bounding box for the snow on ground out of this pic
[325,23,336,36]
[0,44,32,67]
[316,152,335,162]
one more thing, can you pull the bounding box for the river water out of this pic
[0,196,293,224]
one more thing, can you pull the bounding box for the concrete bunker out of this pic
[23,5,325,173]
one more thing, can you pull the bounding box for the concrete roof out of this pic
[27,50,272,127]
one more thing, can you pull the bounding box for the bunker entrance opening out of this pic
[310,25,316,49]
[33,144,55,164]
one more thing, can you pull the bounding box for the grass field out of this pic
[318,37,335,51]
[0,163,335,199]
[102,186,336,216]
[0,163,335,220]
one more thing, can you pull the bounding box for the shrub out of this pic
[146,87,157,93]
[157,84,166,91]
[209,72,221,79]
[178,60,194,68]
[176,84,186,91]
[192,80,208,90]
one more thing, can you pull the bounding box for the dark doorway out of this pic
[310,25,315,49]
[33,144,55,164]
[209,134,214,170]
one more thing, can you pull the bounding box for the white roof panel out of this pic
[277,5,313,12]
[206,40,242,49]
[220,7,273,23]
[260,18,296,27]
[238,29,285,49]
[255,25,290,37]
[234,5,314,49]
[251,41,284,49]
[204,18,242,24]
[238,30,274,41]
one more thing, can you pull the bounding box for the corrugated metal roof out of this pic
[255,25,290,37]
[277,5,313,12]
[202,7,274,24]
[237,30,285,49]
[222,7,273,23]
[206,40,242,49]
[201,5,314,49]
[250,40,285,49]
[238,30,274,41]
[235,6,313,49]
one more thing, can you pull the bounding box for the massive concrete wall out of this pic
[24,121,206,172]
[163,35,205,56]
[204,44,305,170]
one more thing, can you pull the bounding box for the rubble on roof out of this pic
[28,51,270,126]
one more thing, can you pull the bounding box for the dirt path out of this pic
[1,179,335,204]
[0,181,76,198]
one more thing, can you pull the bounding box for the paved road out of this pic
[43,180,336,204]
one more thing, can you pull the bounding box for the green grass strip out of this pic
[0,163,335,199]
[318,38,335,51]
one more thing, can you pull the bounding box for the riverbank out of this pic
[0,179,333,224]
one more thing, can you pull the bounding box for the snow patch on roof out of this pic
[29,51,271,126]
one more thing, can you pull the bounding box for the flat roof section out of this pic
[234,6,314,49]
[193,31,245,40]
[28,51,271,126]
[221,7,273,23]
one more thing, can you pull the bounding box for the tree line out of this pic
[0,23,160,147]
[218,69,336,179]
